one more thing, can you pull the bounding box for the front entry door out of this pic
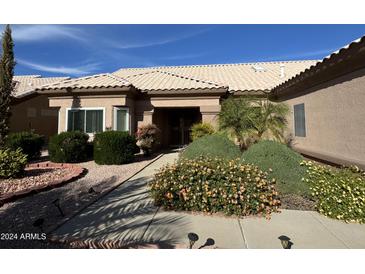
[168,109,200,147]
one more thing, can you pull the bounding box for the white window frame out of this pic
[65,107,106,135]
[113,106,130,133]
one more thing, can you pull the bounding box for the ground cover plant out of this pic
[181,133,241,160]
[5,131,44,160]
[94,131,137,165]
[302,161,365,223]
[49,131,89,163]
[149,156,280,216]
[242,140,309,197]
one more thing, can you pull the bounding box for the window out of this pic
[67,108,104,133]
[294,103,306,137]
[114,107,129,132]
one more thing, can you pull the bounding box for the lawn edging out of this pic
[0,162,85,206]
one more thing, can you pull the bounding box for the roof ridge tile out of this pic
[155,69,226,88]
[115,59,318,72]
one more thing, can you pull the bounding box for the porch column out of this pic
[200,105,221,128]
[137,109,154,127]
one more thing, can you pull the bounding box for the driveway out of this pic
[50,151,365,249]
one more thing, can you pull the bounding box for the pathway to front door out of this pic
[50,152,365,249]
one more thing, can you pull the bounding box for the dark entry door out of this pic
[168,108,201,146]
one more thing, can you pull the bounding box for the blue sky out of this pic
[4,24,365,77]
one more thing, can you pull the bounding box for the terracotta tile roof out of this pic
[35,73,131,92]
[113,60,317,94]
[13,75,69,98]
[272,35,365,95]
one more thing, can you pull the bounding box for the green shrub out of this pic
[181,134,241,160]
[5,132,45,160]
[94,131,137,165]
[149,156,280,216]
[0,148,28,178]
[302,161,365,223]
[242,140,309,196]
[49,131,89,163]
[190,122,215,141]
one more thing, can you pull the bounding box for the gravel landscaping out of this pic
[0,168,71,197]
[0,153,160,248]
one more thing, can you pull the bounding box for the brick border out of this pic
[0,162,85,206]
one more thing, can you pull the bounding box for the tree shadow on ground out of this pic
[0,174,140,248]
[50,176,188,249]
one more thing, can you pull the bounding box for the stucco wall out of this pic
[281,68,365,168]
[10,95,58,139]
[49,94,135,134]
[136,96,221,127]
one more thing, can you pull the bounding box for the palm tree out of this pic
[250,99,289,142]
[218,96,289,149]
[218,97,256,149]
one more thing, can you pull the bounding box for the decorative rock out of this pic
[0,161,84,205]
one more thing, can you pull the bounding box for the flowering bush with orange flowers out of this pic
[149,156,280,216]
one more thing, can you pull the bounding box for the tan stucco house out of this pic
[32,61,315,147]
[271,36,365,169]
[9,35,365,168]
[10,75,69,138]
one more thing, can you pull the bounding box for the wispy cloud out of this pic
[8,25,211,49]
[11,25,86,42]
[266,48,337,61]
[17,59,99,76]
[106,28,210,49]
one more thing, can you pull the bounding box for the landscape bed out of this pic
[0,162,84,205]
[0,153,160,248]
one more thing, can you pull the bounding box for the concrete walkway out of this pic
[51,152,365,249]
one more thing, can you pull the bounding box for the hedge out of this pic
[94,131,138,165]
[5,132,44,160]
[49,131,89,163]
[181,134,241,160]
[242,140,309,196]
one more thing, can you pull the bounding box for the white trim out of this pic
[113,106,130,133]
[65,107,106,135]
[58,108,61,133]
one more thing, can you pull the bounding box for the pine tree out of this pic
[0,25,15,146]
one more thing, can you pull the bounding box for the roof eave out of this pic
[271,35,365,99]
[36,85,133,95]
